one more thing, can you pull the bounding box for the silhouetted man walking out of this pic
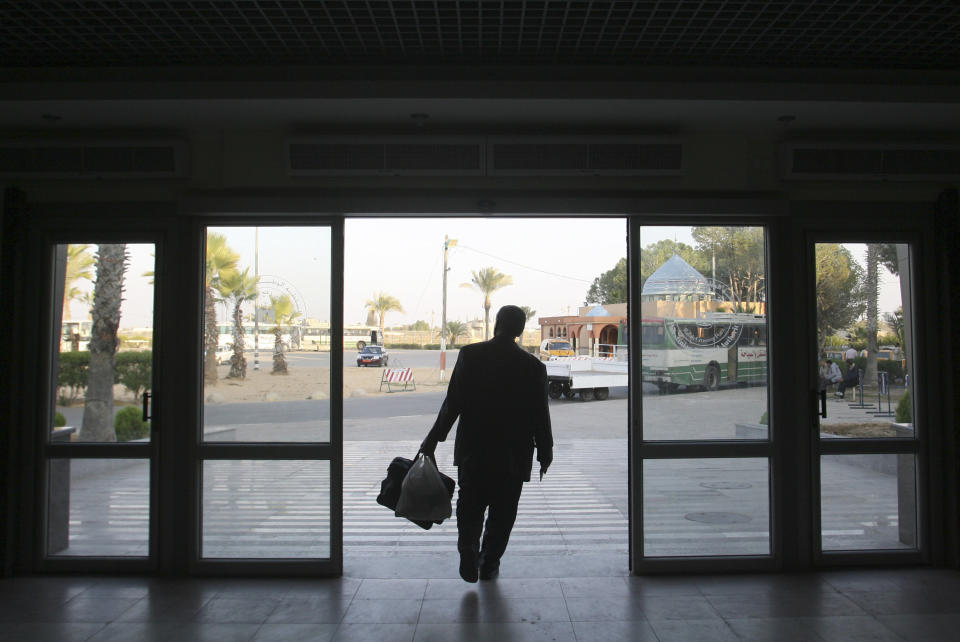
[421,305,553,582]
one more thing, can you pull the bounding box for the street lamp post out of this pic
[253,227,260,371]
[440,235,457,381]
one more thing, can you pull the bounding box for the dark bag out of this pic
[396,453,453,522]
[376,455,455,530]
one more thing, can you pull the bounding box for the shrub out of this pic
[114,405,150,442]
[54,411,66,427]
[115,351,152,402]
[878,359,905,381]
[847,356,905,382]
[895,390,912,424]
[57,351,90,405]
[759,410,768,425]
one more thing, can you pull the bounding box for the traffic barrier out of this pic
[380,367,416,393]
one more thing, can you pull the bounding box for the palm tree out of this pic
[63,244,95,321]
[204,233,239,384]
[520,306,536,323]
[268,294,300,374]
[460,267,513,340]
[445,320,469,348]
[364,292,404,342]
[217,267,259,379]
[864,244,880,387]
[79,244,128,442]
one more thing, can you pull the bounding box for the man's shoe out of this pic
[459,554,478,583]
[478,560,500,580]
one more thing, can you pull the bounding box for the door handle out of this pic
[818,389,827,419]
[142,392,152,423]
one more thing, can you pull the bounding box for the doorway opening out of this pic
[343,217,630,575]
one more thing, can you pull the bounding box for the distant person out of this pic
[420,305,553,582]
[818,355,835,391]
[845,347,858,361]
[820,358,843,394]
[836,358,860,399]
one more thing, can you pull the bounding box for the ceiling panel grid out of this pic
[1,1,957,69]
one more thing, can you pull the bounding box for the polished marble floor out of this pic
[1,567,959,641]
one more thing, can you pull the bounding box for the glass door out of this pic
[810,237,922,561]
[631,220,774,571]
[194,222,342,574]
[39,233,161,570]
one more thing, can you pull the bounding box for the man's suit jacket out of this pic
[426,336,553,482]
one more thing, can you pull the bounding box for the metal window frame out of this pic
[10,193,950,576]
[628,213,781,574]
[186,215,344,577]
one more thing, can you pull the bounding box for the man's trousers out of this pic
[456,465,524,565]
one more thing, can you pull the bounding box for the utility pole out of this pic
[440,235,457,381]
[253,227,260,371]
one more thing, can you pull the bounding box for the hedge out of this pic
[114,351,152,402]
[56,350,152,404]
[57,351,90,405]
[848,356,905,382]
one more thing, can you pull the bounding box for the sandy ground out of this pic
[203,363,448,403]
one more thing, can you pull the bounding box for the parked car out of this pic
[539,339,575,360]
[216,348,233,365]
[356,345,389,367]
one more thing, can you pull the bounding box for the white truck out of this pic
[545,355,628,401]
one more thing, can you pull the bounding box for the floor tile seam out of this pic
[699,592,732,620]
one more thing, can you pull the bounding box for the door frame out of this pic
[795,203,942,567]
[23,202,176,573]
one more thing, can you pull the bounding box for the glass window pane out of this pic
[47,458,149,557]
[816,243,914,440]
[643,458,770,557]
[53,243,155,443]
[202,460,331,559]
[202,227,331,443]
[821,454,917,551]
[640,226,769,440]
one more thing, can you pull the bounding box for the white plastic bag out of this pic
[395,454,453,522]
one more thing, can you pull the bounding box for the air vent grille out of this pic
[288,139,484,175]
[783,143,960,180]
[489,139,683,175]
[0,141,184,178]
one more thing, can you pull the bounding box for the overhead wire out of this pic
[455,243,592,283]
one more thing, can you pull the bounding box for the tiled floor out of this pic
[1,567,959,641]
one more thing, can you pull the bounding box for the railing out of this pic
[596,343,628,360]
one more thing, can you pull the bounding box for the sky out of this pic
[67,222,903,330]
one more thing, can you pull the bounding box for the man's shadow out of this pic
[456,582,509,622]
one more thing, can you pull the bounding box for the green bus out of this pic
[641,313,767,392]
